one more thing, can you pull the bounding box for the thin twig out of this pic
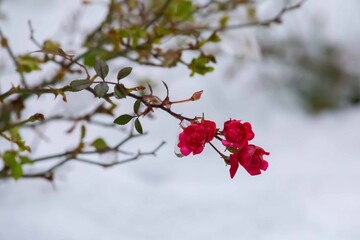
[22,141,165,179]
[28,20,42,48]
[22,157,71,180]
[0,28,28,88]
[201,0,306,31]
[75,141,165,168]
[32,131,146,163]
[25,114,120,129]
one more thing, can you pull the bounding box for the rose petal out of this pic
[192,146,204,155]
[239,146,255,165]
[229,154,239,179]
[177,132,186,147]
[244,167,261,176]
[261,160,269,171]
[179,147,191,156]
[221,140,232,147]
[243,122,255,140]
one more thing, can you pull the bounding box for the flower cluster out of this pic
[177,119,269,179]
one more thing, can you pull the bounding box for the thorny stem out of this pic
[127,92,196,122]
[0,85,69,102]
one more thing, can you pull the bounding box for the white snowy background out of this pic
[0,0,360,239]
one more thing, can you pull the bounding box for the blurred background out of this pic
[0,0,359,239]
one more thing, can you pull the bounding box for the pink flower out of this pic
[229,144,269,178]
[221,120,254,148]
[177,120,216,156]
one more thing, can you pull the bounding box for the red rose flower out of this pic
[221,120,254,148]
[201,120,217,142]
[229,144,269,178]
[177,120,216,156]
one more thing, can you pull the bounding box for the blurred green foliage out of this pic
[261,37,360,113]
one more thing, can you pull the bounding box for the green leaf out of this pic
[19,155,33,164]
[83,51,97,66]
[207,32,221,43]
[70,79,92,91]
[8,127,20,141]
[175,152,184,158]
[17,55,41,73]
[189,55,215,77]
[128,0,137,8]
[94,59,109,80]
[113,114,134,125]
[131,28,146,47]
[246,5,257,22]
[6,129,31,152]
[219,16,229,29]
[17,140,31,152]
[3,151,17,166]
[117,67,132,80]
[133,99,141,114]
[94,82,109,97]
[134,118,143,134]
[43,39,61,51]
[91,138,108,151]
[11,162,23,180]
[117,29,131,38]
[114,84,129,99]
[80,125,86,140]
[175,1,193,18]
[2,151,23,180]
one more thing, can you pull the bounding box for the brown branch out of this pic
[21,157,71,181]
[127,92,197,122]
[21,141,165,180]
[74,141,165,168]
[32,132,145,163]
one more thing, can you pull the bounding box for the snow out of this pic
[1,0,360,239]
